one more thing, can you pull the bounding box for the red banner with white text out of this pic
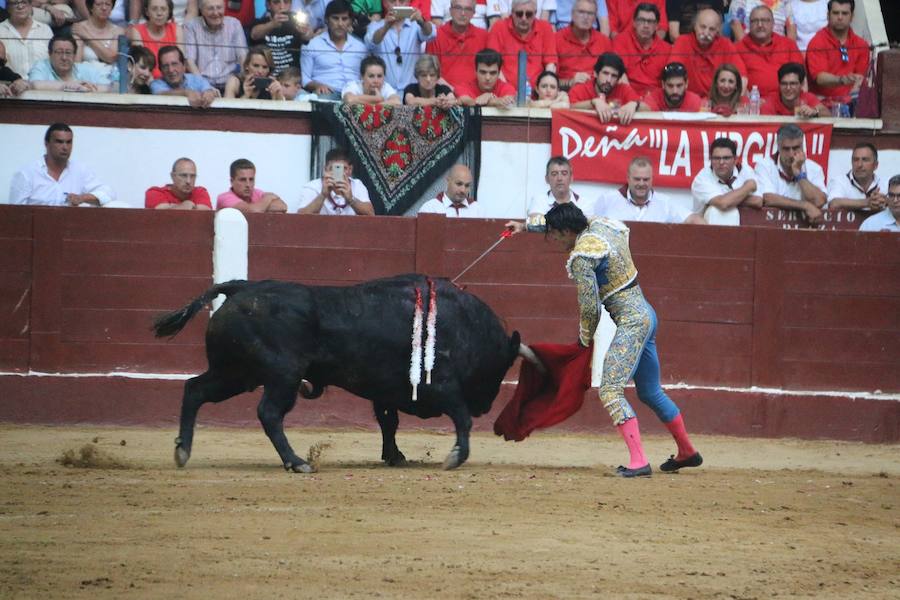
[551,111,833,189]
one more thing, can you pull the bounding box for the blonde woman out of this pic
[403,55,456,107]
[224,46,284,99]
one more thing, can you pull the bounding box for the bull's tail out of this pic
[152,280,252,338]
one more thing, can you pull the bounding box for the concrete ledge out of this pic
[2,374,896,443]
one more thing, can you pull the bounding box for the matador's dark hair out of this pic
[545,202,589,235]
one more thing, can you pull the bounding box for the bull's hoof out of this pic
[284,461,314,474]
[383,450,407,467]
[442,446,463,470]
[174,445,190,468]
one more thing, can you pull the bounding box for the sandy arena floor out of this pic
[0,425,897,599]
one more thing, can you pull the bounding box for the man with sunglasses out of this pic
[805,0,868,100]
[611,2,670,95]
[641,61,702,112]
[858,176,900,233]
[735,5,803,97]
[569,51,642,124]
[486,0,557,88]
[426,0,488,89]
[366,0,435,90]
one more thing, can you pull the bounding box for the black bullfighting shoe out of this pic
[616,464,652,478]
[659,452,703,472]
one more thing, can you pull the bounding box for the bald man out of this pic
[670,8,747,97]
[417,165,482,217]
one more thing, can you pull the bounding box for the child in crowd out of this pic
[527,70,569,109]
[127,45,156,94]
[342,54,401,105]
[277,67,318,101]
[403,55,456,107]
[224,46,284,100]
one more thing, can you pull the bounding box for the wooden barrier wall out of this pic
[1,206,898,395]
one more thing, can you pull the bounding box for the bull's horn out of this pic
[518,344,547,374]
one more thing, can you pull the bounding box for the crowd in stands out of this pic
[7,121,899,232]
[0,0,878,120]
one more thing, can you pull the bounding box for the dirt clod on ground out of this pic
[58,443,128,469]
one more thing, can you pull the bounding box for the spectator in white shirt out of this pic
[8,123,116,207]
[297,147,375,215]
[691,137,761,226]
[593,156,704,224]
[755,123,827,224]
[527,155,589,216]
[827,142,888,212]
[418,165,481,217]
[858,175,900,233]
[342,54,402,104]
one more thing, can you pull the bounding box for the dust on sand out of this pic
[0,425,897,599]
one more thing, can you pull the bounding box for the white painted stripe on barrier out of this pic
[212,207,249,312]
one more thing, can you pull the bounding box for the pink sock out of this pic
[665,414,696,460]
[617,417,648,469]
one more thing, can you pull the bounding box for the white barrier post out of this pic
[212,208,249,312]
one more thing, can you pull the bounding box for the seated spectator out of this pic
[761,62,827,118]
[217,158,287,213]
[735,5,802,97]
[8,123,116,206]
[151,44,220,107]
[0,40,30,97]
[128,0,199,25]
[127,0,187,80]
[729,0,795,40]
[527,155,589,215]
[126,45,156,94]
[792,0,827,52]
[555,0,610,90]
[224,46,285,99]
[486,0,557,87]
[827,142,887,211]
[593,156,704,223]
[300,0,366,100]
[404,55,457,106]
[667,0,723,40]
[184,0,248,91]
[756,123,827,223]
[425,0,488,90]
[0,0,53,79]
[670,8,747,98]
[607,0,666,38]
[145,157,213,209]
[28,34,113,92]
[72,0,125,81]
[249,0,314,76]
[705,63,746,115]
[569,52,642,124]
[430,0,498,29]
[641,61,702,112]
[858,175,900,233]
[418,165,481,217]
[552,0,610,33]
[527,69,569,107]
[278,66,317,100]
[31,0,78,27]
[611,2,670,96]
[365,0,436,91]
[297,147,375,215]
[691,137,761,226]
[455,47,517,107]
[342,54,402,104]
[805,0,868,101]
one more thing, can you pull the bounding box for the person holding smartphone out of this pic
[297,147,375,216]
[224,46,285,99]
[364,0,435,91]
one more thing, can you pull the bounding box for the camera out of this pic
[253,77,273,93]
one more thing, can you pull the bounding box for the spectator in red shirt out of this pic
[805,0,869,100]
[145,158,213,210]
[569,52,643,123]
[486,0,557,86]
[425,0,489,90]
[670,8,747,98]
[736,5,803,97]
[456,47,517,106]
[612,2,670,95]
[555,0,611,90]
[761,62,828,118]
[607,0,666,39]
[641,61,702,112]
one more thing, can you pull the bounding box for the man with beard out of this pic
[760,63,826,118]
[670,8,746,98]
[736,5,803,97]
[569,52,642,124]
[805,0,868,100]
[145,158,213,210]
[249,0,314,76]
[640,61,702,112]
[418,165,481,217]
[827,143,888,212]
[527,156,590,216]
[611,2,670,95]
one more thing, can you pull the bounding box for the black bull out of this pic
[153,275,523,472]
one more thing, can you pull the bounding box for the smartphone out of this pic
[253,77,273,93]
[331,163,345,181]
[392,6,414,19]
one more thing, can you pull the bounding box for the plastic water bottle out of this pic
[749,85,760,116]
[524,80,532,101]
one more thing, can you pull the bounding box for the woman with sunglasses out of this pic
[704,63,747,116]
